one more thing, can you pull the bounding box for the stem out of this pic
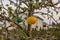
[28,0,34,38]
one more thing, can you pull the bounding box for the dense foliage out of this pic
[0,0,60,40]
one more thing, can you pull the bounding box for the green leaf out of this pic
[16,27,28,39]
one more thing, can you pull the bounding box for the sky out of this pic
[0,0,60,25]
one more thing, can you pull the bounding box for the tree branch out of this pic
[34,12,58,24]
[0,14,23,29]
